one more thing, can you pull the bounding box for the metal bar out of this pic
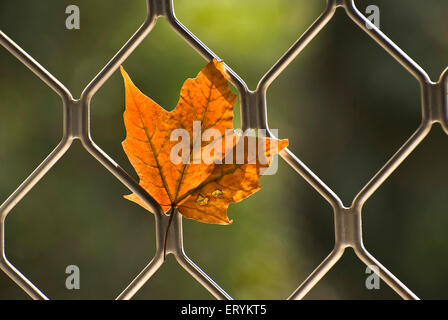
[354,245,419,300]
[0,139,71,299]
[0,28,76,300]
[80,14,157,102]
[0,139,72,221]
[163,0,252,130]
[117,209,232,299]
[280,148,343,210]
[352,122,431,211]
[0,31,73,102]
[176,253,233,300]
[0,251,48,300]
[0,208,49,299]
[288,247,344,300]
[116,208,165,300]
[80,138,164,218]
[343,0,430,85]
[169,210,232,300]
[116,254,164,300]
[257,0,337,94]
[164,0,248,95]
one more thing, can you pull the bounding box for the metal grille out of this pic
[0,0,444,300]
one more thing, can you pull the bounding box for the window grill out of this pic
[1,0,445,300]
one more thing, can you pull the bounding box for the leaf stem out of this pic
[163,206,175,261]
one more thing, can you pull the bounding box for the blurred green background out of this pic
[1,0,448,299]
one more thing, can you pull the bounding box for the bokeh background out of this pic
[1,0,448,299]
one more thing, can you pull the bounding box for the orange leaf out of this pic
[121,59,288,224]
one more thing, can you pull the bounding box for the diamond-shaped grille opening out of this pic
[0,52,61,202]
[364,127,448,299]
[267,11,421,204]
[4,143,154,299]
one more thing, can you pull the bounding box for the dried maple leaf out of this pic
[120,59,288,225]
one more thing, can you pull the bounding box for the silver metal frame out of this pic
[0,0,445,300]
